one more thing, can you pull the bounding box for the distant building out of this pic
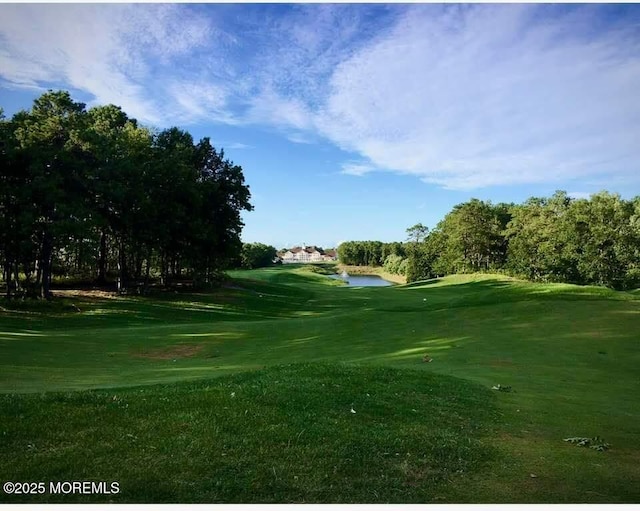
[278,245,337,264]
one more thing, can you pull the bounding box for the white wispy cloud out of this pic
[166,81,237,125]
[238,5,379,134]
[0,4,226,125]
[0,4,156,121]
[341,162,376,177]
[2,5,639,191]
[315,5,640,190]
[245,88,314,132]
[226,142,252,150]
[287,133,315,145]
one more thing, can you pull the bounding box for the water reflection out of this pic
[329,274,393,287]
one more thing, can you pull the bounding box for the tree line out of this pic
[0,91,252,299]
[338,191,640,290]
[337,241,406,267]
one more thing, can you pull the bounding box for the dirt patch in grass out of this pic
[209,291,242,303]
[131,344,205,360]
[489,358,516,367]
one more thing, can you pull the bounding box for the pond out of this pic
[329,274,394,287]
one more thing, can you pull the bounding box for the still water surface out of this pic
[329,274,393,287]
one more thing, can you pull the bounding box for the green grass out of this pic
[0,364,499,503]
[1,265,640,502]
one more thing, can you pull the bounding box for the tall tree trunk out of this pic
[4,261,12,299]
[13,264,21,299]
[75,238,81,273]
[97,230,107,284]
[135,251,143,281]
[143,249,152,294]
[160,252,166,286]
[117,237,126,294]
[40,229,54,300]
[165,260,170,288]
[77,237,85,274]
[163,253,170,288]
[34,253,42,293]
[171,256,177,280]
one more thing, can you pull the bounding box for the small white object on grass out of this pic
[350,406,356,414]
[423,298,427,301]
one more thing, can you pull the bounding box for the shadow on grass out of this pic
[401,277,444,288]
[377,278,638,315]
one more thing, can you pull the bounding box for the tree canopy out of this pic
[240,243,277,269]
[1,90,253,298]
[338,192,640,290]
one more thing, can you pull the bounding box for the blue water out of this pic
[329,274,393,287]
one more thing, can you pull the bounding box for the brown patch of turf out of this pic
[489,358,516,367]
[131,344,204,360]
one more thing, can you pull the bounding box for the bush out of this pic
[623,267,640,290]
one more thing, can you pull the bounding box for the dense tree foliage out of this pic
[403,223,432,282]
[0,91,252,298]
[240,243,277,269]
[339,192,640,290]
[429,199,512,276]
[337,241,405,266]
[506,191,639,289]
[382,254,407,276]
[505,192,576,283]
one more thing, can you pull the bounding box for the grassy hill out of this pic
[1,266,639,502]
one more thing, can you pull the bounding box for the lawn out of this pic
[1,265,639,502]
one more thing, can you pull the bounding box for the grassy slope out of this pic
[0,364,499,503]
[1,266,639,502]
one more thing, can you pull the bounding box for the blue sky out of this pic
[1,4,639,249]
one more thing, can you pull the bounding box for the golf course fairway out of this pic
[1,266,639,503]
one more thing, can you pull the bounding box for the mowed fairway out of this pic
[1,266,639,502]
